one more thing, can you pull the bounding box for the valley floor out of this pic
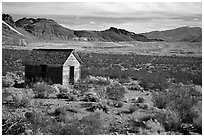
[2,41,202,135]
[2,41,202,57]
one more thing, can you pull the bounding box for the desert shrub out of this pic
[106,81,126,101]
[82,91,100,102]
[78,112,102,134]
[137,114,156,122]
[128,104,139,113]
[139,73,169,91]
[80,102,94,108]
[53,107,68,122]
[153,84,202,132]
[56,93,69,99]
[167,84,201,123]
[56,84,72,93]
[95,86,107,99]
[25,110,58,134]
[32,82,56,98]
[156,108,182,131]
[52,112,103,135]
[24,110,102,135]
[85,75,110,85]
[55,114,67,122]
[108,117,158,134]
[117,78,130,84]
[2,71,20,87]
[2,112,27,135]
[2,76,15,87]
[73,82,89,95]
[152,92,169,109]
[85,103,109,113]
[54,107,67,116]
[2,88,32,108]
[192,101,202,133]
[139,119,166,135]
[67,95,78,101]
[56,92,77,101]
[126,80,142,90]
[32,82,48,98]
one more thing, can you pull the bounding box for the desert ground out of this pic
[3,41,202,56]
[2,41,202,135]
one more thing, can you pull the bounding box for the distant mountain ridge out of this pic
[2,14,202,45]
[141,26,202,42]
[14,17,155,42]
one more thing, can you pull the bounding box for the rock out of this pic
[14,80,25,88]
[130,97,138,102]
[52,84,60,94]
[86,103,108,113]
[131,97,144,103]
[189,132,201,135]
[123,99,129,103]
[118,120,122,124]
[116,112,122,116]
[82,90,99,102]
[82,94,99,102]
[139,103,149,109]
[114,102,123,108]
[25,129,33,135]
[137,97,145,103]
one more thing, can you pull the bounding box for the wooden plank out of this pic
[63,53,80,67]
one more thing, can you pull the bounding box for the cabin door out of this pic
[69,66,74,84]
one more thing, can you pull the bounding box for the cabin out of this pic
[25,48,82,85]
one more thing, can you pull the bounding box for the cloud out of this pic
[3,2,201,17]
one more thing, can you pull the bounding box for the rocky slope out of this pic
[2,14,28,45]
[15,17,76,40]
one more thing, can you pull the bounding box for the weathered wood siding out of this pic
[46,65,62,84]
[25,64,62,84]
[25,64,41,82]
[62,52,81,85]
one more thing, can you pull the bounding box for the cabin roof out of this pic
[25,48,82,65]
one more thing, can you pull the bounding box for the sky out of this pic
[2,2,202,33]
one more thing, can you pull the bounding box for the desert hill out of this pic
[2,14,202,45]
[141,26,202,42]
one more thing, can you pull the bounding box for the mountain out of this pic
[141,26,202,42]
[98,27,151,42]
[2,14,161,43]
[15,17,152,42]
[2,14,28,46]
[2,14,16,28]
[73,27,161,42]
[15,17,76,40]
[2,14,201,44]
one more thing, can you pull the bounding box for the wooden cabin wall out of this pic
[25,64,62,84]
[25,64,41,82]
[63,53,81,85]
[46,65,62,84]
